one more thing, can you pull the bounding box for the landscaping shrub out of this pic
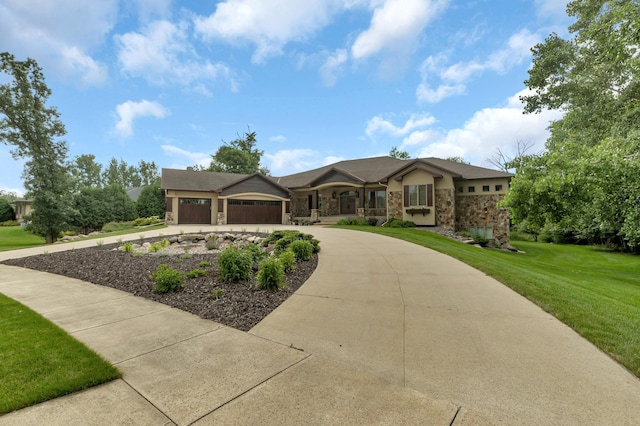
[256,257,285,290]
[149,238,170,252]
[186,268,208,278]
[337,218,370,226]
[218,246,252,282]
[122,242,134,253]
[149,264,185,293]
[383,218,416,228]
[243,243,268,267]
[198,260,212,267]
[132,216,163,227]
[209,288,224,300]
[278,249,296,272]
[288,240,313,261]
[1,220,20,227]
[263,230,320,254]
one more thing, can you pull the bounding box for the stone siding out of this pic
[455,194,510,246]
[435,188,455,229]
[388,191,403,220]
[321,197,339,216]
[291,197,309,217]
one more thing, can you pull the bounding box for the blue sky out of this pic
[1,0,570,195]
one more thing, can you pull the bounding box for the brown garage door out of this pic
[227,200,282,224]
[178,198,211,224]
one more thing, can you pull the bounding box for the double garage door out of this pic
[178,198,282,224]
[227,200,282,224]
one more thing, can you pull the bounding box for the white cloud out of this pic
[417,29,540,104]
[320,49,348,86]
[265,149,345,176]
[0,0,116,85]
[351,0,448,60]
[366,113,436,138]
[268,135,287,143]
[534,0,568,19]
[161,145,211,168]
[114,100,170,137]
[414,89,563,164]
[115,20,234,91]
[194,0,341,64]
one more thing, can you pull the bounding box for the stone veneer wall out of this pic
[388,191,403,220]
[290,197,309,217]
[455,194,510,246]
[321,197,339,216]
[435,188,455,229]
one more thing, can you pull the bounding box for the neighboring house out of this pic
[12,199,33,223]
[161,156,514,245]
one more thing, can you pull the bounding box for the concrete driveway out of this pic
[1,225,639,425]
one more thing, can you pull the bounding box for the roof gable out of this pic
[383,160,449,182]
[309,168,365,187]
[218,173,291,197]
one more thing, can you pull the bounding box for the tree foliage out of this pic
[136,183,165,219]
[0,52,72,242]
[70,154,102,189]
[504,0,640,251]
[389,146,410,160]
[206,130,270,175]
[69,185,137,233]
[101,157,160,187]
[0,198,16,222]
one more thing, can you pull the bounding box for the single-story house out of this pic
[161,156,514,245]
[12,199,33,223]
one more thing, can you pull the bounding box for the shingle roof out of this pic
[161,168,251,191]
[162,157,513,193]
[275,156,512,187]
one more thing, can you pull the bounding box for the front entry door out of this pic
[340,191,357,215]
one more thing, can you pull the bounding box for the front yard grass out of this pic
[337,225,640,377]
[0,224,166,252]
[0,294,121,414]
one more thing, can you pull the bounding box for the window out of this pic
[495,184,503,191]
[468,186,475,193]
[368,190,386,208]
[403,184,433,207]
[482,185,490,192]
[179,198,211,205]
[457,186,463,193]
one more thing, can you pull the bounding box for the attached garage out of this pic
[178,198,211,224]
[227,200,282,224]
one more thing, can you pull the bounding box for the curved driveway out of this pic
[1,225,639,425]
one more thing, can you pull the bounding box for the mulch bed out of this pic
[2,235,317,332]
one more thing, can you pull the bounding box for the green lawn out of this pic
[0,224,167,252]
[0,226,45,251]
[0,294,121,414]
[337,226,640,377]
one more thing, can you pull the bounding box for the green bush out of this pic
[132,216,164,227]
[337,217,370,226]
[0,220,20,227]
[149,238,170,252]
[187,268,208,278]
[263,230,320,254]
[149,264,185,293]
[278,250,296,272]
[243,243,268,266]
[209,288,224,300]
[218,247,252,282]
[383,218,416,228]
[199,260,212,267]
[288,240,313,261]
[122,242,134,253]
[256,257,285,290]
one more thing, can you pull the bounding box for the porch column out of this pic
[310,209,319,222]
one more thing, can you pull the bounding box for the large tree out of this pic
[136,183,165,219]
[206,130,270,175]
[0,52,72,243]
[70,153,103,189]
[503,0,640,251]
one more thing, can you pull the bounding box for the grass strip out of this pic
[336,225,640,377]
[0,294,121,414]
